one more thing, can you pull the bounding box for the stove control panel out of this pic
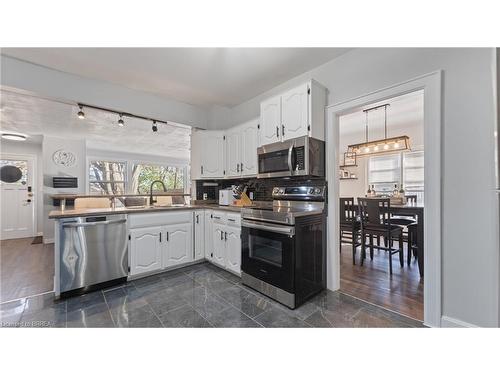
[272,186,326,201]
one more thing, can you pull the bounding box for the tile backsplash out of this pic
[195,176,326,201]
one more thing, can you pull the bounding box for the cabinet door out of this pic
[212,223,226,268]
[163,222,193,268]
[129,226,163,276]
[201,131,225,178]
[226,128,241,177]
[240,119,259,176]
[225,227,241,275]
[281,83,309,141]
[204,211,213,260]
[259,95,281,146]
[193,211,205,261]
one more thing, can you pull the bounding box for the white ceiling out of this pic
[339,90,424,148]
[1,48,351,108]
[0,89,191,161]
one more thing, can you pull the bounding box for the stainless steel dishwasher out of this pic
[59,214,128,297]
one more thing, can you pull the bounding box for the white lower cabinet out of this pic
[204,210,213,259]
[225,226,241,275]
[212,223,226,268]
[193,210,205,261]
[129,226,163,276]
[207,211,241,275]
[163,222,193,268]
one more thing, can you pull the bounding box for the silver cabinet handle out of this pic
[228,218,236,222]
[166,232,169,241]
[224,232,227,241]
[287,144,294,174]
[240,162,243,172]
[63,219,126,228]
[282,124,285,137]
[201,165,203,175]
[220,231,224,240]
[237,163,240,173]
[276,126,279,138]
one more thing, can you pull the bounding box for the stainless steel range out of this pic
[241,186,326,309]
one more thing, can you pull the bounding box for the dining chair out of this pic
[339,198,361,264]
[358,198,404,274]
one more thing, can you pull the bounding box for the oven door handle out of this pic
[242,219,295,236]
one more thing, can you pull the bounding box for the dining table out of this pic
[353,202,424,277]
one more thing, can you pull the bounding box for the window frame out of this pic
[367,148,424,200]
[87,157,128,195]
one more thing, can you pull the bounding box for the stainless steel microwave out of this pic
[257,136,325,178]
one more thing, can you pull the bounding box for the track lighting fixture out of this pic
[117,114,124,127]
[152,121,158,132]
[77,105,85,119]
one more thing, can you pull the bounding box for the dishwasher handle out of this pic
[62,219,127,228]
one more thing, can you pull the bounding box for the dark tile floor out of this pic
[0,262,423,328]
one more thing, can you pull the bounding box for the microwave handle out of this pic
[287,144,294,174]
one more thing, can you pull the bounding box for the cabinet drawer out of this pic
[128,211,192,228]
[226,213,241,227]
[211,211,226,224]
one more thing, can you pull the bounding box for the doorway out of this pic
[1,154,36,240]
[337,91,424,321]
[326,72,442,328]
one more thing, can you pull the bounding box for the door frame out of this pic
[0,152,37,239]
[325,71,442,328]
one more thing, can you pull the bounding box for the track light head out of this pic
[117,114,124,127]
[77,105,85,119]
[152,121,158,132]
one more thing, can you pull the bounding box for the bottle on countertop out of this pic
[366,185,372,197]
[392,184,399,197]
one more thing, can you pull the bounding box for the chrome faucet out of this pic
[149,180,167,205]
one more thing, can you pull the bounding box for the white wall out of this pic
[208,48,499,327]
[42,136,86,242]
[0,140,44,234]
[1,55,208,129]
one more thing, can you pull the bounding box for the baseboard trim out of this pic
[441,315,478,328]
[43,238,54,244]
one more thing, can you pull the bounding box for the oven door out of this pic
[257,141,295,178]
[241,219,295,293]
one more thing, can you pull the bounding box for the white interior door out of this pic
[1,155,35,240]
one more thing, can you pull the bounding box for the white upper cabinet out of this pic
[240,119,259,176]
[260,96,282,146]
[191,130,202,180]
[258,80,327,146]
[281,83,309,141]
[163,222,193,268]
[200,131,225,178]
[225,128,241,177]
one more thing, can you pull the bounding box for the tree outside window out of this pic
[131,164,184,194]
[89,160,126,195]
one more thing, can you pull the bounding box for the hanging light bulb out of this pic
[77,105,85,119]
[364,146,370,153]
[383,143,389,150]
[394,142,400,149]
[152,121,158,132]
[374,145,379,151]
[117,114,124,127]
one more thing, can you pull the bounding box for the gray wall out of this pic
[208,48,499,327]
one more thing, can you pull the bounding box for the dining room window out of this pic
[368,150,424,203]
[88,160,127,195]
[131,163,185,194]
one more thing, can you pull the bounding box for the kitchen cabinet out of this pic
[212,223,226,267]
[193,210,204,261]
[258,80,327,146]
[281,83,309,141]
[204,210,213,259]
[163,222,193,268]
[225,226,241,275]
[226,118,259,178]
[191,130,202,180]
[208,211,241,275]
[240,119,259,176]
[199,130,225,178]
[226,127,241,177]
[129,226,163,276]
[260,95,281,146]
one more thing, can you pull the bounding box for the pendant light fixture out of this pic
[347,103,410,156]
[152,121,158,132]
[117,114,125,127]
